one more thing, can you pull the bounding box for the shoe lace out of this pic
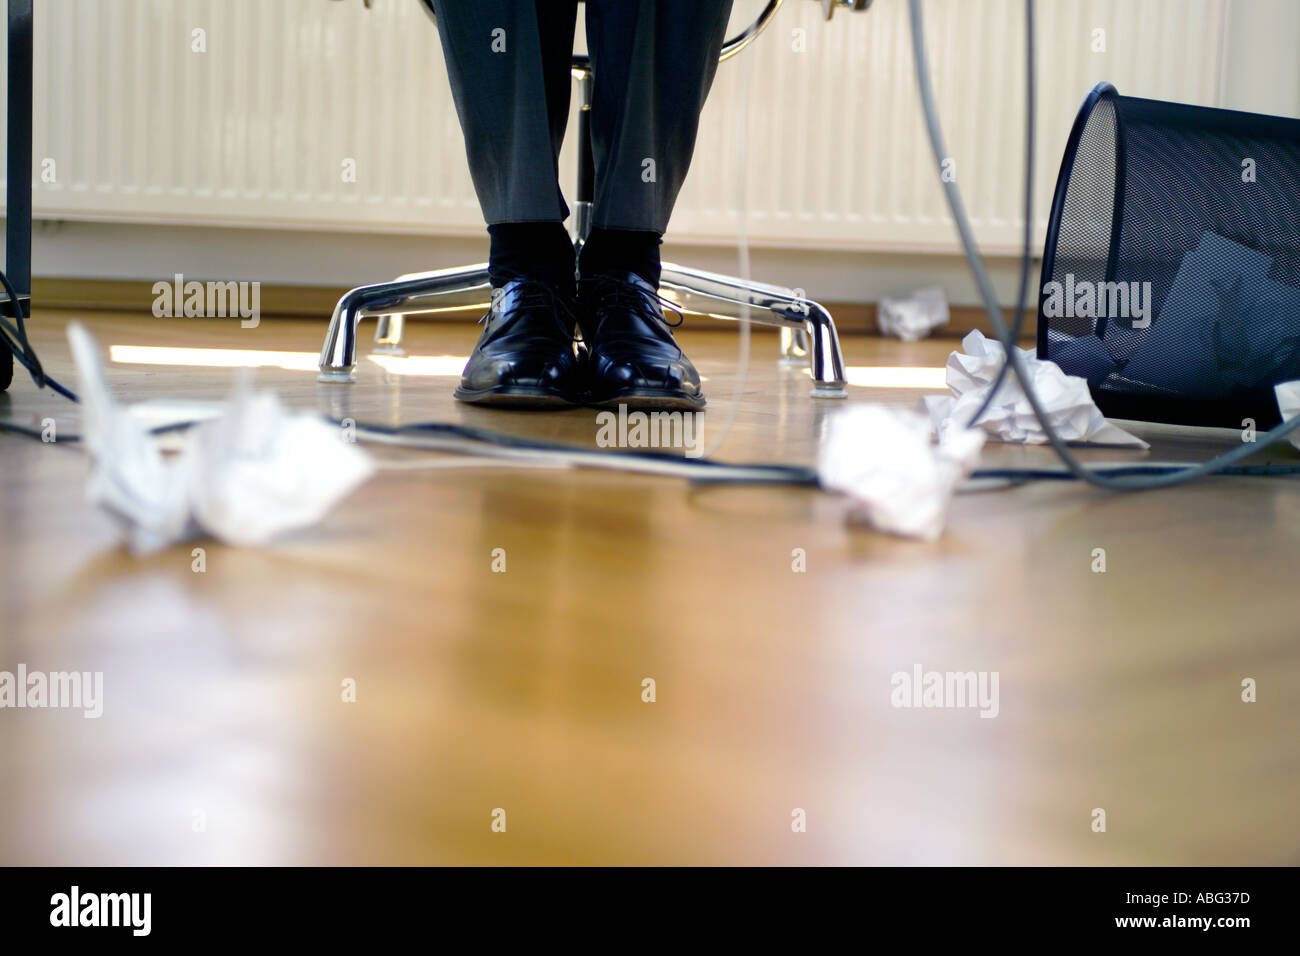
[578,276,685,357]
[478,279,580,344]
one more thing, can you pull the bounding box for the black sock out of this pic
[487,222,576,290]
[578,227,663,288]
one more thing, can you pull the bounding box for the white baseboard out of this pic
[12,219,1032,308]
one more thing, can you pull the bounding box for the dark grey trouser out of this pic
[430,0,734,233]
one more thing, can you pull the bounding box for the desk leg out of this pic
[2,0,33,389]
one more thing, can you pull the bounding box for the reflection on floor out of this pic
[1,312,1298,865]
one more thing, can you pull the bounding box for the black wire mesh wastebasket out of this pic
[1039,83,1300,428]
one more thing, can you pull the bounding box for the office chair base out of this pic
[317,263,492,383]
[317,261,848,398]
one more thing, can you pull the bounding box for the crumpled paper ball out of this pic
[924,330,1147,448]
[878,287,949,341]
[819,404,985,541]
[68,323,375,554]
[1275,380,1300,451]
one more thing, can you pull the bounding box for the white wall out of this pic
[5,0,1300,306]
[1220,0,1300,118]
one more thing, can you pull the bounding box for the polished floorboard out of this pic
[1,311,1298,865]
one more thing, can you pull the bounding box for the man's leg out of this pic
[579,0,734,287]
[430,0,579,286]
[577,0,734,411]
[431,0,585,407]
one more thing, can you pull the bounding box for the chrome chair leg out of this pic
[779,327,810,365]
[318,263,491,383]
[371,313,406,356]
[659,262,848,398]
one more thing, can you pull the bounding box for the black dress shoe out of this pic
[454,277,582,408]
[578,272,705,410]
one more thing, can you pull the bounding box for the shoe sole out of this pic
[454,386,578,409]
[587,391,706,412]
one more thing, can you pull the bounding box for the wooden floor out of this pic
[2,310,1298,865]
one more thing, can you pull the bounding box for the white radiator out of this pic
[3,0,1228,252]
